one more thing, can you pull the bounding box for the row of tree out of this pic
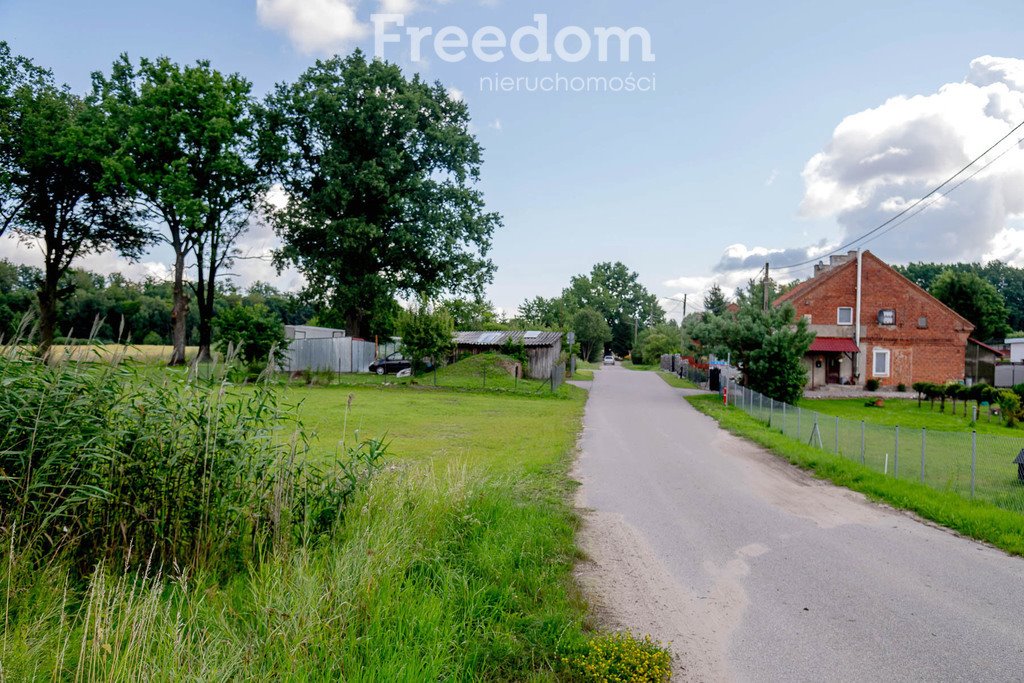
[518,262,665,358]
[897,261,1024,341]
[0,258,313,345]
[0,44,497,361]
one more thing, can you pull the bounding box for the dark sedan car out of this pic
[369,353,412,375]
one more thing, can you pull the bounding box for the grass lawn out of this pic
[571,368,594,381]
[801,396,1022,435]
[305,353,574,398]
[655,371,700,390]
[688,394,1024,558]
[3,367,609,680]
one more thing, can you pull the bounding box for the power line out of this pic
[773,118,1024,272]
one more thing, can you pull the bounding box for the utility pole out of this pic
[682,294,687,319]
[762,262,770,312]
[681,294,688,351]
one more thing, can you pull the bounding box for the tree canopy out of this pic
[572,308,612,362]
[898,260,1022,335]
[258,50,501,339]
[929,270,1011,341]
[94,55,264,363]
[0,45,148,353]
[703,284,729,317]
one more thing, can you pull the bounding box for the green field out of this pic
[688,394,1024,557]
[800,396,1023,435]
[2,364,614,680]
[655,371,700,390]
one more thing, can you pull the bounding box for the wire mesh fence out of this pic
[725,379,1024,515]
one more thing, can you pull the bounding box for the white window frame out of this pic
[837,307,854,326]
[873,349,891,378]
[879,309,896,326]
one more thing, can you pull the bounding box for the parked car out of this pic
[603,355,615,365]
[369,353,412,375]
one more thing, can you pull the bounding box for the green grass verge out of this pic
[687,394,1024,557]
[655,371,699,390]
[620,361,656,371]
[3,378,602,680]
[801,396,1023,434]
[571,369,594,381]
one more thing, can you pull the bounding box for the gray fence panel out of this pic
[723,380,1024,516]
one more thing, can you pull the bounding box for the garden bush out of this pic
[865,378,881,392]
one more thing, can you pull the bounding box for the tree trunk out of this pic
[36,281,58,360]
[194,267,214,363]
[169,254,189,366]
[346,311,364,340]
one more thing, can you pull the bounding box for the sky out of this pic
[3,0,1024,321]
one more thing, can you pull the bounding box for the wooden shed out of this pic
[454,331,563,379]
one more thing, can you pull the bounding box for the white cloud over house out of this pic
[711,55,1024,276]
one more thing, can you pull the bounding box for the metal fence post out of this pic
[782,401,787,436]
[797,407,802,441]
[759,392,763,420]
[860,420,866,465]
[920,428,926,484]
[769,398,774,428]
[971,431,977,499]
[895,426,900,477]
[835,416,840,455]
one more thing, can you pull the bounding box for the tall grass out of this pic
[0,344,385,574]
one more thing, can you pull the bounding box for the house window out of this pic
[837,307,854,326]
[918,316,928,329]
[878,309,896,325]
[873,349,891,377]
[803,314,813,324]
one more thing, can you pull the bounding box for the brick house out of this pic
[774,251,974,389]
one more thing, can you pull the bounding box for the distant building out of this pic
[967,338,1004,386]
[775,251,974,389]
[454,331,563,379]
[284,325,346,340]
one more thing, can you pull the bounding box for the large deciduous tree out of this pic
[0,46,148,354]
[572,307,612,361]
[258,51,500,339]
[562,262,664,356]
[930,270,1011,341]
[95,56,264,364]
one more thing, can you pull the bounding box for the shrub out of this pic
[562,632,672,682]
[865,378,881,392]
[998,389,1022,427]
[214,303,288,370]
[0,351,386,573]
[141,330,163,346]
[897,383,907,393]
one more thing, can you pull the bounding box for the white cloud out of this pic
[489,118,503,131]
[765,169,779,187]
[799,55,1024,265]
[447,86,464,102]
[256,0,369,55]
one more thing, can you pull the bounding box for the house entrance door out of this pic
[826,355,842,384]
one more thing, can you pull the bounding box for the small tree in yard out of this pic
[398,301,455,374]
[214,303,287,371]
[573,307,612,362]
[692,302,813,404]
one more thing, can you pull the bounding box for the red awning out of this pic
[808,337,860,353]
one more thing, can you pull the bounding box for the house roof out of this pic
[808,337,860,353]
[774,251,974,331]
[969,338,1005,357]
[455,330,562,348]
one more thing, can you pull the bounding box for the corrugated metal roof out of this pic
[808,337,860,353]
[455,331,562,348]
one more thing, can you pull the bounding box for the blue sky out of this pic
[3,0,1024,318]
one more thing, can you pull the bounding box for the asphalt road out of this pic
[575,365,1024,682]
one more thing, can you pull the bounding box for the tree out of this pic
[561,262,664,356]
[635,323,681,366]
[258,51,500,339]
[693,303,814,404]
[440,297,496,330]
[703,284,729,317]
[0,49,148,354]
[518,296,569,328]
[930,270,1011,341]
[214,303,287,370]
[95,56,264,365]
[572,308,612,362]
[398,300,455,374]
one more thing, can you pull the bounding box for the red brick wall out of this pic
[780,253,973,387]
